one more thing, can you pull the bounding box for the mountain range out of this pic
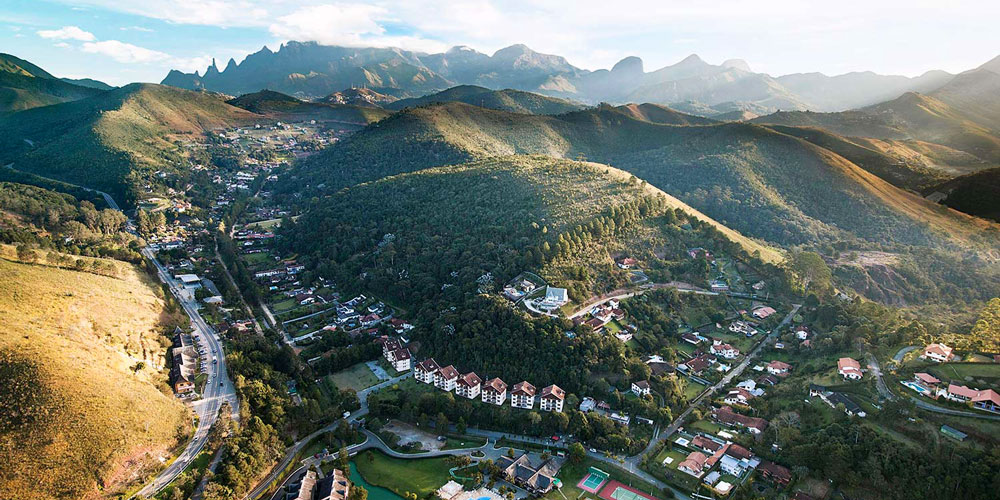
[0,53,108,114]
[161,41,958,114]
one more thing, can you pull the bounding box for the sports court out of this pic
[597,480,660,500]
[577,467,609,493]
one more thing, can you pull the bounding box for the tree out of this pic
[337,447,350,474]
[568,442,586,464]
[350,485,368,500]
[436,412,449,434]
[16,244,37,263]
[456,417,467,435]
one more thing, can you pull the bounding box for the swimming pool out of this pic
[902,380,930,395]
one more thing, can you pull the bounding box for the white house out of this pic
[631,380,651,397]
[482,378,508,405]
[922,343,954,363]
[837,357,863,380]
[510,381,536,409]
[724,388,754,406]
[455,372,482,400]
[766,360,791,376]
[539,384,565,412]
[537,287,569,310]
[386,348,411,372]
[415,358,440,384]
[434,365,460,392]
[711,343,740,359]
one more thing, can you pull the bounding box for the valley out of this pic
[0,21,998,500]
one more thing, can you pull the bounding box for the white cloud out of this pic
[82,40,171,63]
[37,25,96,41]
[121,26,154,32]
[269,4,386,45]
[54,42,71,48]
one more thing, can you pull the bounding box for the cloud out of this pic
[54,42,71,48]
[121,26,154,32]
[37,25,96,41]
[82,40,171,63]
[269,4,385,45]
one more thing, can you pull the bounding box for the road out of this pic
[134,247,240,499]
[245,372,412,500]
[567,282,718,319]
[213,244,265,335]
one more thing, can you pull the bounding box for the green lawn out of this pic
[605,320,624,335]
[272,298,296,312]
[441,435,487,450]
[686,419,722,435]
[242,252,274,266]
[354,450,453,497]
[327,363,380,392]
[682,379,707,401]
[928,363,1000,385]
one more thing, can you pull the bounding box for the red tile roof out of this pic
[437,365,460,380]
[416,358,439,372]
[540,384,565,400]
[483,377,507,393]
[511,381,536,396]
[458,371,482,387]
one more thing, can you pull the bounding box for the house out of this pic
[945,383,979,402]
[315,468,351,500]
[681,332,702,345]
[729,321,756,336]
[389,318,414,334]
[632,380,651,397]
[434,365,460,392]
[678,451,709,477]
[617,257,638,269]
[680,354,712,375]
[691,435,725,454]
[972,389,1000,413]
[713,406,769,434]
[815,389,866,417]
[752,306,776,319]
[757,374,779,387]
[725,388,755,406]
[414,358,440,384]
[511,381,536,409]
[482,377,508,405]
[386,348,411,372]
[711,343,740,359]
[710,280,730,292]
[757,461,792,486]
[922,343,955,363]
[496,452,562,494]
[648,361,675,377]
[539,384,565,412]
[537,286,569,310]
[794,329,809,340]
[766,360,792,376]
[940,424,968,441]
[360,313,381,328]
[455,372,482,400]
[913,372,941,388]
[719,444,758,476]
[837,357,863,380]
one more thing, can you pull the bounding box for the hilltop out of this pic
[928,166,1000,222]
[227,89,389,124]
[386,85,587,114]
[0,254,189,499]
[319,87,397,107]
[0,83,258,204]
[0,53,105,113]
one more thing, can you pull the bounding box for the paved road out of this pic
[865,351,894,402]
[567,282,718,319]
[245,372,412,500]
[134,246,240,498]
[892,346,919,363]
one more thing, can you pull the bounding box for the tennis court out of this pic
[577,467,609,493]
[598,480,660,500]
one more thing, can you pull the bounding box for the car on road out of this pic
[589,448,597,453]
[219,381,224,386]
[551,435,560,442]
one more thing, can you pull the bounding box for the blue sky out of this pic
[3,0,998,86]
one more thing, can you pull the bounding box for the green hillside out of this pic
[0,255,189,499]
[0,83,258,205]
[930,166,1000,222]
[227,89,389,123]
[387,85,586,114]
[0,53,105,114]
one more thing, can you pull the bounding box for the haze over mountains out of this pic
[161,41,957,114]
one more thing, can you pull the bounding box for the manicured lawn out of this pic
[242,252,274,266]
[682,379,707,401]
[354,450,453,497]
[928,363,1000,384]
[605,320,624,335]
[686,419,722,435]
[272,298,296,312]
[327,363,380,392]
[441,435,487,450]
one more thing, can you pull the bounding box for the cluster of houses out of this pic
[677,337,744,376]
[169,329,198,395]
[253,259,306,282]
[711,406,769,434]
[675,438,787,495]
[578,298,636,342]
[532,286,569,312]
[410,356,566,412]
[502,278,539,302]
[904,372,1000,413]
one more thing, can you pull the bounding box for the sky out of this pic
[2,0,998,86]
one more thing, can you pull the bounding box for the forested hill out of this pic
[386,85,587,114]
[288,101,998,253]
[277,156,782,391]
[0,83,258,205]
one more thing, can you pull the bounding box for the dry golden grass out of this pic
[0,255,189,500]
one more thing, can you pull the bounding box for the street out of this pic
[133,247,240,499]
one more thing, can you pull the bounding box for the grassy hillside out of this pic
[0,53,105,114]
[0,255,189,500]
[387,85,586,114]
[930,166,1000,222]
[227,89,389,123]
[0,83,258,205]
[613,103,717,125]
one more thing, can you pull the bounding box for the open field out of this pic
[327,363,380,392]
